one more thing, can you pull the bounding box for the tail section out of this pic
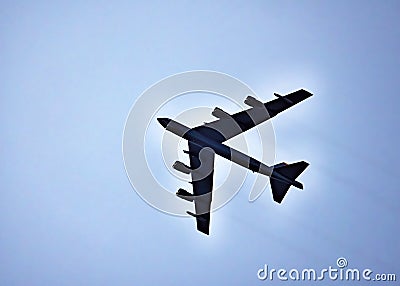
[270,161,309,203]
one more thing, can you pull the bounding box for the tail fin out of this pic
[270,161,309,203]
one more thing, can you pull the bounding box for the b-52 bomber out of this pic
[158,89,313,235]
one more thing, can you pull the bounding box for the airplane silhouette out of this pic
[158,89,313,235]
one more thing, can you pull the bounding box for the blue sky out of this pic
[1,1,399,285]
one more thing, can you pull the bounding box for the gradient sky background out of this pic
[1,1,399,285]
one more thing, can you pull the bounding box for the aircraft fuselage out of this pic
[157,117,298,187]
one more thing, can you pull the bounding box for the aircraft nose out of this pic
[157,118,171,128]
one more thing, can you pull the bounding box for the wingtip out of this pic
[197,224,210,235]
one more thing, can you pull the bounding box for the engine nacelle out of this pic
[211,107,231,119]
[176,188,194,202]
[244,95,264,108]
[173,161,191,174]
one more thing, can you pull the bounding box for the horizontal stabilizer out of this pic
[276,161,309,180]
[273,162,288,168]
[270,161,309,203]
